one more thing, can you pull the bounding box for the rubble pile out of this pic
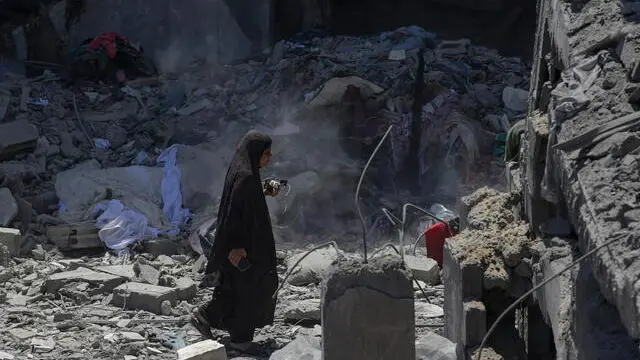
[0,24,530,359]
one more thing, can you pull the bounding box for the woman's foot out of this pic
[189,308,213,339]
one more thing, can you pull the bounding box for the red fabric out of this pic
[88,32,128,59]
[424,222,456,268]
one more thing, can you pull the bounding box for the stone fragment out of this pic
[132,262,161,285]
[160,300,173,316]
[286,247,339,286]
[502,87,528,112]
[175,277,197,301]
[111,282,179,314]
[0,227,21,256]
[45,267,125,294]
[269,335,321,360]
[322,257,415,360]
[0,351,14,360]
[0,188,18,227]
[120,332,145,343]
[30,338,55,352]
[8,328,35,340]
[483,262,510,290]
[282,298,321,323]
[404,255,440,285]
[0,119,38,160]
[177,339,227,360]
[415,331,457,360]
[94,265,136,279]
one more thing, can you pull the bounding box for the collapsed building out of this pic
[0,0,638,359]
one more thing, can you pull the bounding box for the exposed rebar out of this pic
[355,125,394,264]
[475,232,630,360]
[273,240,342,300]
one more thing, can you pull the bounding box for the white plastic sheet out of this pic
[93,200,160,251]
[88,145,192,251]
[157,144,191,234]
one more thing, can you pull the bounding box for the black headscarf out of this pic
[206,130,273,273]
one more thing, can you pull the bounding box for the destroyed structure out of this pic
[0,0,638,359]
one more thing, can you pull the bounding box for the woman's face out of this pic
[259,148,272,168]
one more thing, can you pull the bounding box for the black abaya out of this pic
[201,130,278,342]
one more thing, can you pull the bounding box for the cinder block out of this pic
[0,227,21,256]
[45,267,126,294]
[322,257,415,360]
[177,339,227,360]
[404,255,440,285]
[111,282,179,314]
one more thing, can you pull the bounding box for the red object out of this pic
[88,32,129,59]
[424,222,456,268]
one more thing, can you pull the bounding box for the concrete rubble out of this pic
[0,16,535,359]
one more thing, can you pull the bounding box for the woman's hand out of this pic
[228,248,247,266]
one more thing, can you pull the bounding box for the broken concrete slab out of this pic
[45,267,126,294]
[0,119,38,160]
[94,265,136,279]
[282,298,321,323]
[46,224,102,251]
[322,257,415,360]
[176,339,227,360]
[0,227,21,256]
[0,188,18,227]
[286,247,339,286]
[175,277,197,301]
[111,282,179,314]
[404,255,440,285]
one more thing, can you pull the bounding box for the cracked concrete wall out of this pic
[523,0,640,357]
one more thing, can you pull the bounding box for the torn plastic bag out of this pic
[93,199,159,250]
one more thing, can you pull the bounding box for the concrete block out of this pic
[177,339,227,360]
[45,267,126,294]
[404,255,440,285]
[0,227,21,256]
[321,257,415,360]
[111,282,179,314]
[0,188,17,227]
[175,277,197,301]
